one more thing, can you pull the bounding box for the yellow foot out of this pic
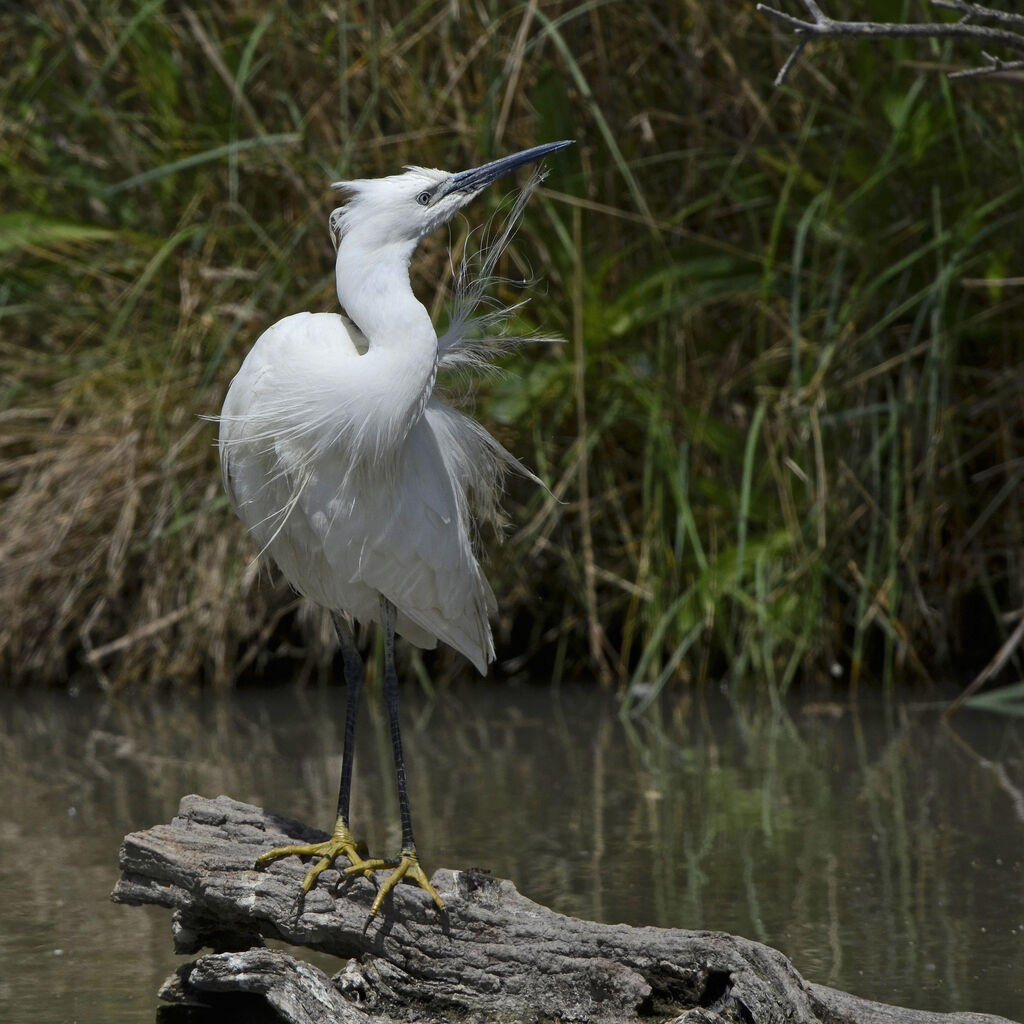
[354,847,446,921]
[255,817,372,893]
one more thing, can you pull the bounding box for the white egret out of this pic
[217,140,573,920]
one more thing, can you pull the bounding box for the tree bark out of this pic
[112,795,1019,1024]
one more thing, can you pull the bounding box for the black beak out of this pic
[445,140,574,196]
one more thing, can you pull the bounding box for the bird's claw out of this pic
[256,819,443,924]
[355,847,446,923]
[255,817,372,893]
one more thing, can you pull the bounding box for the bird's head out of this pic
[330,140,574,250]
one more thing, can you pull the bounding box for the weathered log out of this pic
[112,794,1019,1024]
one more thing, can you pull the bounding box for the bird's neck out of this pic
[335,235,438,425]
[336,236,432,351]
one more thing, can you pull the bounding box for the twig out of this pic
[948,51,1024,79]
[931,1,1024,30]
[758,0,1024,84]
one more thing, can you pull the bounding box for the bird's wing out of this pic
[217,312,377,608]
[218,311,496,671]
[303,411,495,674]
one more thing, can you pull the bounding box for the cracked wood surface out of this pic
[111,794,1019,1024]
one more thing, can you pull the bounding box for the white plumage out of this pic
[218,145,570,674]
[219,309,498,671]
[215,142,572,918]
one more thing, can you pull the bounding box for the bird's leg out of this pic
[255,614,374,891]
[333,613,367,839]
[345,598,445,920]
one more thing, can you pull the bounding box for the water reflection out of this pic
[0,683,1022,1022]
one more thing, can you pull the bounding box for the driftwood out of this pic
[112,795,1019,1024]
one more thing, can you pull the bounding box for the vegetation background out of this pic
[2,0,1022,699]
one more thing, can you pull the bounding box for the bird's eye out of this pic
[416,191,432,206]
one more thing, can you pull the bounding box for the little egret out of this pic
[217,140,573,920]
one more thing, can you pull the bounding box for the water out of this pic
[1,682,1022,1022]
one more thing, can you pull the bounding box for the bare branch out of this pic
[948,52,1024,79]
[775,37,810,87]
[758,0,1024,84]
[931,1,1024,30]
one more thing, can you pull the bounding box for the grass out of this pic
[1,1,1023,694]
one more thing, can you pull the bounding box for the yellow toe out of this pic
[360,848,445,920]
[255,817,370,893]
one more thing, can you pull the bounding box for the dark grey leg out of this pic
[332,613,364,826]
[379,597,416,852]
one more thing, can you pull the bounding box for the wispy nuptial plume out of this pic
[437,167,562,375]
